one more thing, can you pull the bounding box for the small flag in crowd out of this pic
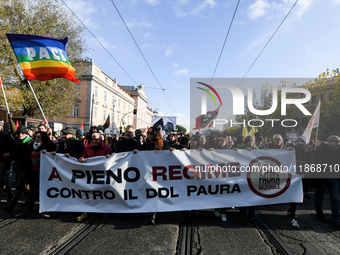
[144,126,149,136]
[242,126,249,137]
[6,33,79,84]
[80,120,83,130]
[42,117,49,126]
[302,100,321,144]
[16,120,19,129]
[103,115,110,129]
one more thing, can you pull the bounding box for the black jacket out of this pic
[57,138,84,158]
[141,139,169,151]
[0,131,16,162]
[13,135,33,170]
[115,138,141,153]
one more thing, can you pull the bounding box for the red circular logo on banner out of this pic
[247,156,291,198]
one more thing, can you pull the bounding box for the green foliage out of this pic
[233,71,340,140]
[305,69,340,139]
[0,0,87,118]
[176,124,186,133]
[234,80,313,138]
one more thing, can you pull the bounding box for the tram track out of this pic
[177,211,193,255]
[0,210,28,228]
[46,214,109,255]
[255,211,293,255]
[178,209,293,255]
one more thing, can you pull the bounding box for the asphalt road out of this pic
[1,190,339,255]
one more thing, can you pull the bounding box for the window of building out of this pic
[72,104,80,117]
[94,86,98,98]
[112,96,115,108]
[118,98,121,108]
[74,84,80,95]
[104,91,107,103]
[94,106,97,119]
[103,110,106,121]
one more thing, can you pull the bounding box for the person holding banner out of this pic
[53,127,84,159]
[141,126,169,224]
[268,134,284,149]
[287,136,314,229]
[24,132,56,216]
[239,136,257,221]
[313,135,340,229]
[77,132,112,222]
[115,125,141,153]
[167,133,179,149]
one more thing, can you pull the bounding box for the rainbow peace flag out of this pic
[6,33,79,84]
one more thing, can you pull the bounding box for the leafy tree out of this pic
[304,69,340,139]
[176,124,186,133]
[232,72,340,141]
[0,0,87,118]
[234,81,309,139]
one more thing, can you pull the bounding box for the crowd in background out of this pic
[0,114,339,229]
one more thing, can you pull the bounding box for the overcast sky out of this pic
[62,0,340,130]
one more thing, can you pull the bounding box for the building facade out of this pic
[50,59,155,133]
[120,85,157,130]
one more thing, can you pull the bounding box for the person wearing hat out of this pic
[286,136,314,229]
[314,135,340,229]
[53,127,84,159]
[3,126,33,213]
[76,128,85,146]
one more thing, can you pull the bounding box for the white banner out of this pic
[40,149,303,213]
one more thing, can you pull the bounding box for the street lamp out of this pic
[119,109,137,134]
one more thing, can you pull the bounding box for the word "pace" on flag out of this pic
[6,33,79,84]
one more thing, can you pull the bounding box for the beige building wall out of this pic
[50,59,154,133]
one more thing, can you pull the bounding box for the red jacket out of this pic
[82,142,112,158]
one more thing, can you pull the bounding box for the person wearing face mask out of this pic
[23,131,56,216]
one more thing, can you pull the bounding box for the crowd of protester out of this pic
[0,114,339,230]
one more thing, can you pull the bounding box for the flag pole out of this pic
[0,76,10,115]
[314,126,319,151]
[26,80,49,127]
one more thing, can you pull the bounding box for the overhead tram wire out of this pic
[110,0,177,113]
[209,0,240,86]
[60,0,139,86]
[237,0,299,87]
